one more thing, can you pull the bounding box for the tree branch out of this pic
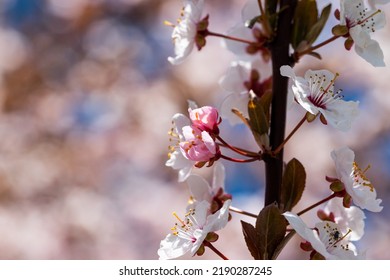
[264,0,297,206]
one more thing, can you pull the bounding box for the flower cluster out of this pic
[162,0,386,260]
[283,201,365,260]
[167,103,221,182]
[283,146,382,259]
[158,162,232,259]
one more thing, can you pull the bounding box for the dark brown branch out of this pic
[264,0,297,206]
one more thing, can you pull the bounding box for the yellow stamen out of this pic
[352,162,374,192]
[173,212,186,227]
[164,20,175,27]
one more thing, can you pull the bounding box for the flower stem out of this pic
[296,193,337,216]
[272,115,306,155]
[220,154,259,163]
[204,241,229,260]
[229,206,257,218]
[295,35,340,60]
[206,30,257,45]
[216,136,261,158]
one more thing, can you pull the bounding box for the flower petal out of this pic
[158,233,193,259]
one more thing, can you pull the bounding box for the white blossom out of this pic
[158,200,231,259]
[283,212,363,259]
[340,0,386,66]
[280,65,359,131]
[168,0,204,65]
[331,146,383,212]
[187,162,226,203]
[323,197,366,241]
[166,113,194,181]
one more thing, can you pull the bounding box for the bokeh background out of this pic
[0,0,389,259]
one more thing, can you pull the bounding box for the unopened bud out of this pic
[305,112,317,122]
[332,25,349,36]
[205,232,219,242]
[344,37,354,51]
[330,181,345,192]
[196,244,205,256]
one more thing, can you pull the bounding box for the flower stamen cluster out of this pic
[352,162,374,192]
[307,72,342,110]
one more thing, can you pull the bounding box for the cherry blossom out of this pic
[280,65,359,131]
[189,106,220,134]
[166,113,195,182]
[158,200,231,259]
[167,103,222,182]
[283,212,363,259]
[179,125,219,162]
[222,0,270,62]
[167,0,205,65]
[331,146,383,212]
[187,162,232,213]
[219,60,272,125]
[339,0,386,66]
[320,197,366,241]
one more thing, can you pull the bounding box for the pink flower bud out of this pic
[189,106,220,134]
[179,126,219,162]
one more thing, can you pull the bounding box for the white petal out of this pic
[324,197,366,241]
[212,162,226,193]
[354,39,385,67]
[172,113,191,136]
[206,200,231,232]
[319,100,359,131]
[372,9,386,30]
[158,233,192,259]
[223,23,255,60]
[280,65,296,79]
[331,146,355,180]
[219,61,250,94]
[178,165,193,182]
[201,131,217,154]
[349,184,383,212]
[283,212,332,259]
[191,200,211,227]
[220,92,250,125]
[341,0,365,25]
[187,174,212,203]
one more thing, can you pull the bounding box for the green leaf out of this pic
[255,203,287,259]
[259,91,273,125]
[248,96,270,149]
[280,158,306,212]
[291,0,318,50]
[241,221,262,260]
[248,97,269,135]
[305,4,332,46]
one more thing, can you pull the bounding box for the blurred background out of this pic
[0,0,389,259]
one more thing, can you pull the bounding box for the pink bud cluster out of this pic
[182,106,221,164]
